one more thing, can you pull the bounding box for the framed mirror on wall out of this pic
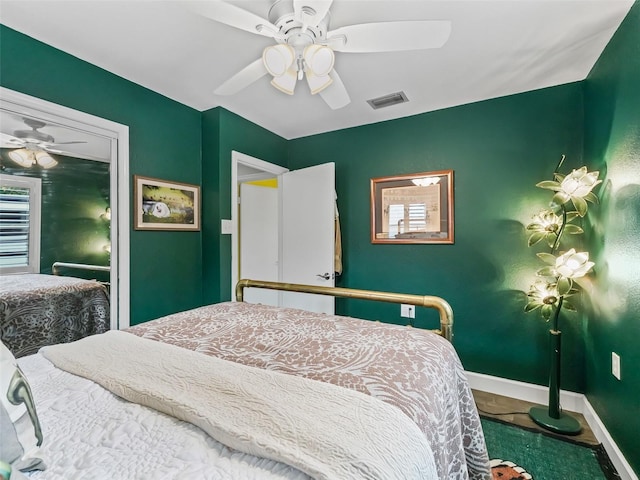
[0,87,130,329]
[371,169,454,244]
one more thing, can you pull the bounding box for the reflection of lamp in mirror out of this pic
[100,207,111,222]
[7,148,58,169]
[412,176,440,187]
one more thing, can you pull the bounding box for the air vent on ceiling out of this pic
[367,91,409,110]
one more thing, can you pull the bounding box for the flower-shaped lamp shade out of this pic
[526,280,561,320]
[555,249,594,279]
[526,210,583,247]
[559,167,601,199]
[537,166,602,216]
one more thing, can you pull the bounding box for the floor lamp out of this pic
[524,159,601,435]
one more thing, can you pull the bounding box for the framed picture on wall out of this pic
[371,169,454,244]
[133,175,200,231]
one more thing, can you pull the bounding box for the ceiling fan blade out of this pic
[294,0,332,28]
[49,141,88,145]
[0,132,24,148]
[42,146,108,162]
[319,69,350,110]
[214,58,269,96]
[327,20,451,53]
[183,1,278,38]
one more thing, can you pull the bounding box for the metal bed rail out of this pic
[52,262,111,288]
[235,278,453,342]
[52,262,111,275]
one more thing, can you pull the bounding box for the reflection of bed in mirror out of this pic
[1,87,127,336]
[10,279,490,480]
[0,265,110,358]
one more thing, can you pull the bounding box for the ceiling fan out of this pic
[186,0,451,109]
[1,118,87,168]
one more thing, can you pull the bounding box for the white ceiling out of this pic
[0,0,634,140]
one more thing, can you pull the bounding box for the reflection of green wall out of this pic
[583,1,640,473]
[288,84,585,390]
[1,151,111,283]
[1,25,203,325]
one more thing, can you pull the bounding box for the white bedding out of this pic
[38,331,437,479]
[20,353,311,480]
[20,332,437,479]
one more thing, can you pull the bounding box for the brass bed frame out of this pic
[235,279,453,342]
[52,262,111,276]
[52,261,111,288]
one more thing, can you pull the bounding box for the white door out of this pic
[280,162,336,314]
[240,182,279,306]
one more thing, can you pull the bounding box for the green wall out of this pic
[3,10,639,474]
[583,1,640,473]
[0,151,111,282]
[201,108,288,304]
[288,84,586,391]
[0,25,203,324]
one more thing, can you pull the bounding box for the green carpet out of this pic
[481,417,616,480]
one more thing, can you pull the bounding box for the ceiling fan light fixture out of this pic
[270,68,298,95]
[262,44,295,77]
[303,44,334,77]
[7,149,35,168]
[35,151,58,169]
[306,70,333,95]
[6,148,58,169]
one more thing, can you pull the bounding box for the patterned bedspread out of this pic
[127,301,491,480]
[0,274,110,357]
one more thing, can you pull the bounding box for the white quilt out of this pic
[37,331,437,479]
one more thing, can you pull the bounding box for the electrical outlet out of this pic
[400,304,415,319]
[612,352,621,380]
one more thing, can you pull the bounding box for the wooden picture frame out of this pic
[133,175,200,231]
[371,169,454,244]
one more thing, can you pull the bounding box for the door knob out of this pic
[316,272,333,280]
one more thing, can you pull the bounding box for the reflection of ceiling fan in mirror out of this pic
[1,118,87,169]
[186,0,452,109]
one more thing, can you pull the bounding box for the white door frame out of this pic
[0,87,130,329]
[230,150,287,299]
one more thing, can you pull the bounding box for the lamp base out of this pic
[529,406,582,435]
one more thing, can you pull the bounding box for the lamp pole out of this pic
[528,306,581,434]
[528,205,582,434]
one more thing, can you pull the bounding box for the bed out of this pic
[3,280,491,480]
[0,270,110,358]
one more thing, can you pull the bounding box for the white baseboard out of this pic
[581,399,639,480]
[467,371,638,480]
